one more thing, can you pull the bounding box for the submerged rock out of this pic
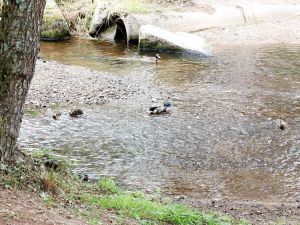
[139,25,212,56]
[41,0,71,41]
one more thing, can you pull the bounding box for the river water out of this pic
[20,39,300,203]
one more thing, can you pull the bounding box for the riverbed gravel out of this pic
[26,60,153,107]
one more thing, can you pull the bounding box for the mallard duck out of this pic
[69,109,83,118]
[149,101,171,115]
[52,111,62,120]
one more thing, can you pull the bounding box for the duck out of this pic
[155,53,161,64]
[52,111,62,120]
[149,101,171,115]
[69,109,84,118]
[141,53,161,64]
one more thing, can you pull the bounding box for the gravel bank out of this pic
[26,60,151,107]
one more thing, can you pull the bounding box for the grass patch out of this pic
[25,107,39,117]
[31,148,53,159]
[0,153,250,225]
[98,177,120,194]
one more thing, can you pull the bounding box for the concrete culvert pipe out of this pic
[89,1,300,45]
[89,12,131,43]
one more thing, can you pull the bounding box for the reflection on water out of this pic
[21,39,300,203]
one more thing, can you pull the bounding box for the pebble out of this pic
[26,61,153,107]
[151,98,158,103]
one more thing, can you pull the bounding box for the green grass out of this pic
[0,152,250,225]
[98,177,121,194]
[31,148,52,159]
[25,107,39,117]
[79,193,248,225]
[41,193,55,207]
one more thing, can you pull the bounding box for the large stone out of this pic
[139,25,212,56]
[41,0,71,41]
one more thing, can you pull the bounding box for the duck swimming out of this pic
[149,101,171,115]
[155,54,161,64]
[141,53,161,64]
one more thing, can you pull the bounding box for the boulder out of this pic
[41,0,71,41]
[139,25,212,56]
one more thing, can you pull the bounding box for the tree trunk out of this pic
[0,0,46,162]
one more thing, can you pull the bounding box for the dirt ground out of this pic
[0,187,87,225]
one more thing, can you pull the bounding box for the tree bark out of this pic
[0,0,46,162]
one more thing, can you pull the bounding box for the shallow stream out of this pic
[20,39,300,203]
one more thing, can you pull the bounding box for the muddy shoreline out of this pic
[25,59,300,224]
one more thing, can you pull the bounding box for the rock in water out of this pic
[69,109,84,118]
[139,25,212,56]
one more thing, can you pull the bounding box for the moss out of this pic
[41,14,70,40]
[139,38,183,53]
[41,29,70,41]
